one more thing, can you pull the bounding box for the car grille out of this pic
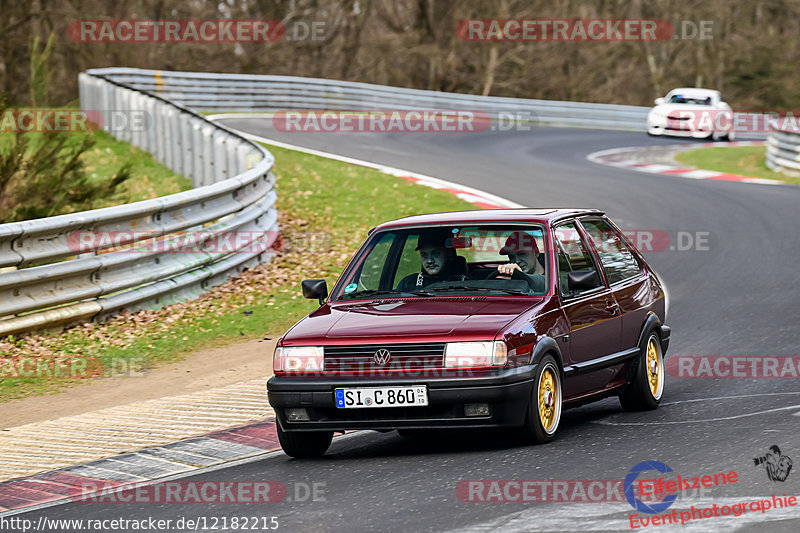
[324,343,446,372]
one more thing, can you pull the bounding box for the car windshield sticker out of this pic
[344,283,358,293]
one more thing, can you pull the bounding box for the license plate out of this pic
[335,386,428,409]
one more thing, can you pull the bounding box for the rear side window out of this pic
[580,219,642,284]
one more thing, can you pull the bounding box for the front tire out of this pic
[521,355,562,444]
[619,331,664,411]
[277,424,333,458]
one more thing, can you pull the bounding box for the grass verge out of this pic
[83,130,193,204]
[0,142,475,402]
[674,145,800,185]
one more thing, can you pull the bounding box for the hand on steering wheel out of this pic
[488,264,538,291]
[489,263,522,279]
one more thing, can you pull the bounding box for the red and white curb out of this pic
[207,113,524,209]
[587,141,784,186]
[0,421,281,515]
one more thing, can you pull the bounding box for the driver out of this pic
[396,231,466,291]
[496,231,546,292]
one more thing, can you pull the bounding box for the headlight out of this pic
[444,341,507,368]
[274,346,324,373]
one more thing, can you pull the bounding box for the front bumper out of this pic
[648,119,712,138]
[267,366,536,432]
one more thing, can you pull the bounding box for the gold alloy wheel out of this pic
[646,337,661,398]
[538,367,558,432]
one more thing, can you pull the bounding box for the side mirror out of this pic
[568,270,600,293]
[302,279,328,305]
[654,97,665,105]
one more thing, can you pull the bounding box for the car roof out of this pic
[374,208,605,230]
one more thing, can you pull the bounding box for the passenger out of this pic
[396,231,466,291]
[496,231,546,292]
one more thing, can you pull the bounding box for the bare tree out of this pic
[1,0,799,110]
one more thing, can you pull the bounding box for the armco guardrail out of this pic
[0,69,277,337]
[102,68,650,131]
[98,68,766,137]
[766,129,800,176]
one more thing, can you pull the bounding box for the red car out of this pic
[267,209,670,457]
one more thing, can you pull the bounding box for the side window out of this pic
[557,249,571,295]
[357,233,395,290]
[580,219,643,285]
[554,222,602,296]
[393,235,422,288]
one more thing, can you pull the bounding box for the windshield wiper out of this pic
[340,289,436,299]
[340,289,399,299]
[407,290,436,296]
[426,286,530,296]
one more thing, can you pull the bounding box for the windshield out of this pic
[666,94,713,105]
[334,224,549,300]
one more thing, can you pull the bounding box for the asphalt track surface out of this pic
[17,123,800,532]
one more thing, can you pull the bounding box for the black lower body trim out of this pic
[563,347,640,377]
[267,368,535,432]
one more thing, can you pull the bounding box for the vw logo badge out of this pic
[373,348,392,366]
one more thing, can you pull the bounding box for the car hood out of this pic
[282,297,542,344]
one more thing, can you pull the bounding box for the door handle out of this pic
[605,302,619,314]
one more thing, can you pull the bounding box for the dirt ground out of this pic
[0,338,277,429]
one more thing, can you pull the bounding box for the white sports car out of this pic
[647,88,735,141]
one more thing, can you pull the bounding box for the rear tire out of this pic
[276,424,333,458]
[521,355,562,444]
[619,331,664,411]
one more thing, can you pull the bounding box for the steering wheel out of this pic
[487,268,539,292]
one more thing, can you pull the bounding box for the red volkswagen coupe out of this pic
[267,209,670,457]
